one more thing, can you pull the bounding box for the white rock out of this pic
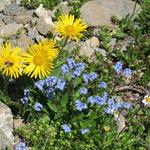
[80,0,141,26]
[0,102,14,149]
[0,23,23,37]
[36,17,55,35]
[0,0,11,12]
[90,36,100,48]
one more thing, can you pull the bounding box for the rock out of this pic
[94,47,107,57]
[0,37,3,45]
[0,102,14,149]
[16,34,33,49]
[14,10,33,25]
[64,41,77,53]
[0,0,11,12]
[109,38,117,49]
[79,40,94,58]
[0,23,23,37]
[35,5,54,36]
[3,3,22,15]
[90,36,100,48]
[36,17,54,35]
[80,0,141,26]
[0,19,5,32]
[3,16,15,24]
[35,4,52,18]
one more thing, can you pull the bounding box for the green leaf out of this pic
[60,93,68,107]
[47,101,58,113]
[73,77,81,87]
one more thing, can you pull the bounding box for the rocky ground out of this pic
[0,0,141,149]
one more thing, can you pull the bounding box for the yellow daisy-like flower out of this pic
[0,43,23,78]
[54,14,87,42]
[22,40,58,79]
[142,95,150,106]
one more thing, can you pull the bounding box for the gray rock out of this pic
[0,37,3,45]
[94,47,107,57]
[16,34,33,49]
[0,102,14,149]
[3,3,22,15]
[3,16,15,24]
[80,0,141,26]
[35,4,52,18]
[64,41,77,53]
[0,19,5,32]
[0,0,11,12]
[0,23,23,37]
[14,10,33,25]
[36,17,54,35]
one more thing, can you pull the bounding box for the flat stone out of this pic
[0,19,5,32]
[3,16,15,24]
[36,17,54,35]
[94,47,107,57]
[0,23,23,37]
[0,102,14,149]
[64,41,77,53]
[14,10,33,24]
[80,0,141,26]
[16,34,33,49]
[3,3,22,15]
[0,0,11,12]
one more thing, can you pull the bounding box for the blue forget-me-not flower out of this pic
[61,124,71,133]
[114,61,123,74]
[34,102,43,111]
[75,99,87,111]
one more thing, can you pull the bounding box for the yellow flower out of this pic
[54,14,87,42]
[103,126,110,132]
[0,43,23,78]
[22,40,58,79]
[142,95,150,106]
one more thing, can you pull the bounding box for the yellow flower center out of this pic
[103,126,110,132]
[5,57,14,67]
[33,55,44,66]
[65,25,75,33]
[145,97,150,102]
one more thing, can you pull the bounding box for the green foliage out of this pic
[68,0,89,18]
[20,0,60,10]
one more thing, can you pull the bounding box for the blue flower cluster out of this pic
[87,92,108,105]
[98,81,107,88]
[34,76,66,99]
[105,99,132,114]
[123,68,132,77]
[83,72,98,84]
[114,61,123,74]
[20,89,30,104]
[79,87,88,95]
[61,58,85,79]
[34,102,43,111]
[75,99,87,111]
[80,128,89,134]
[61,124,71,133]
[114,61,132,77]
